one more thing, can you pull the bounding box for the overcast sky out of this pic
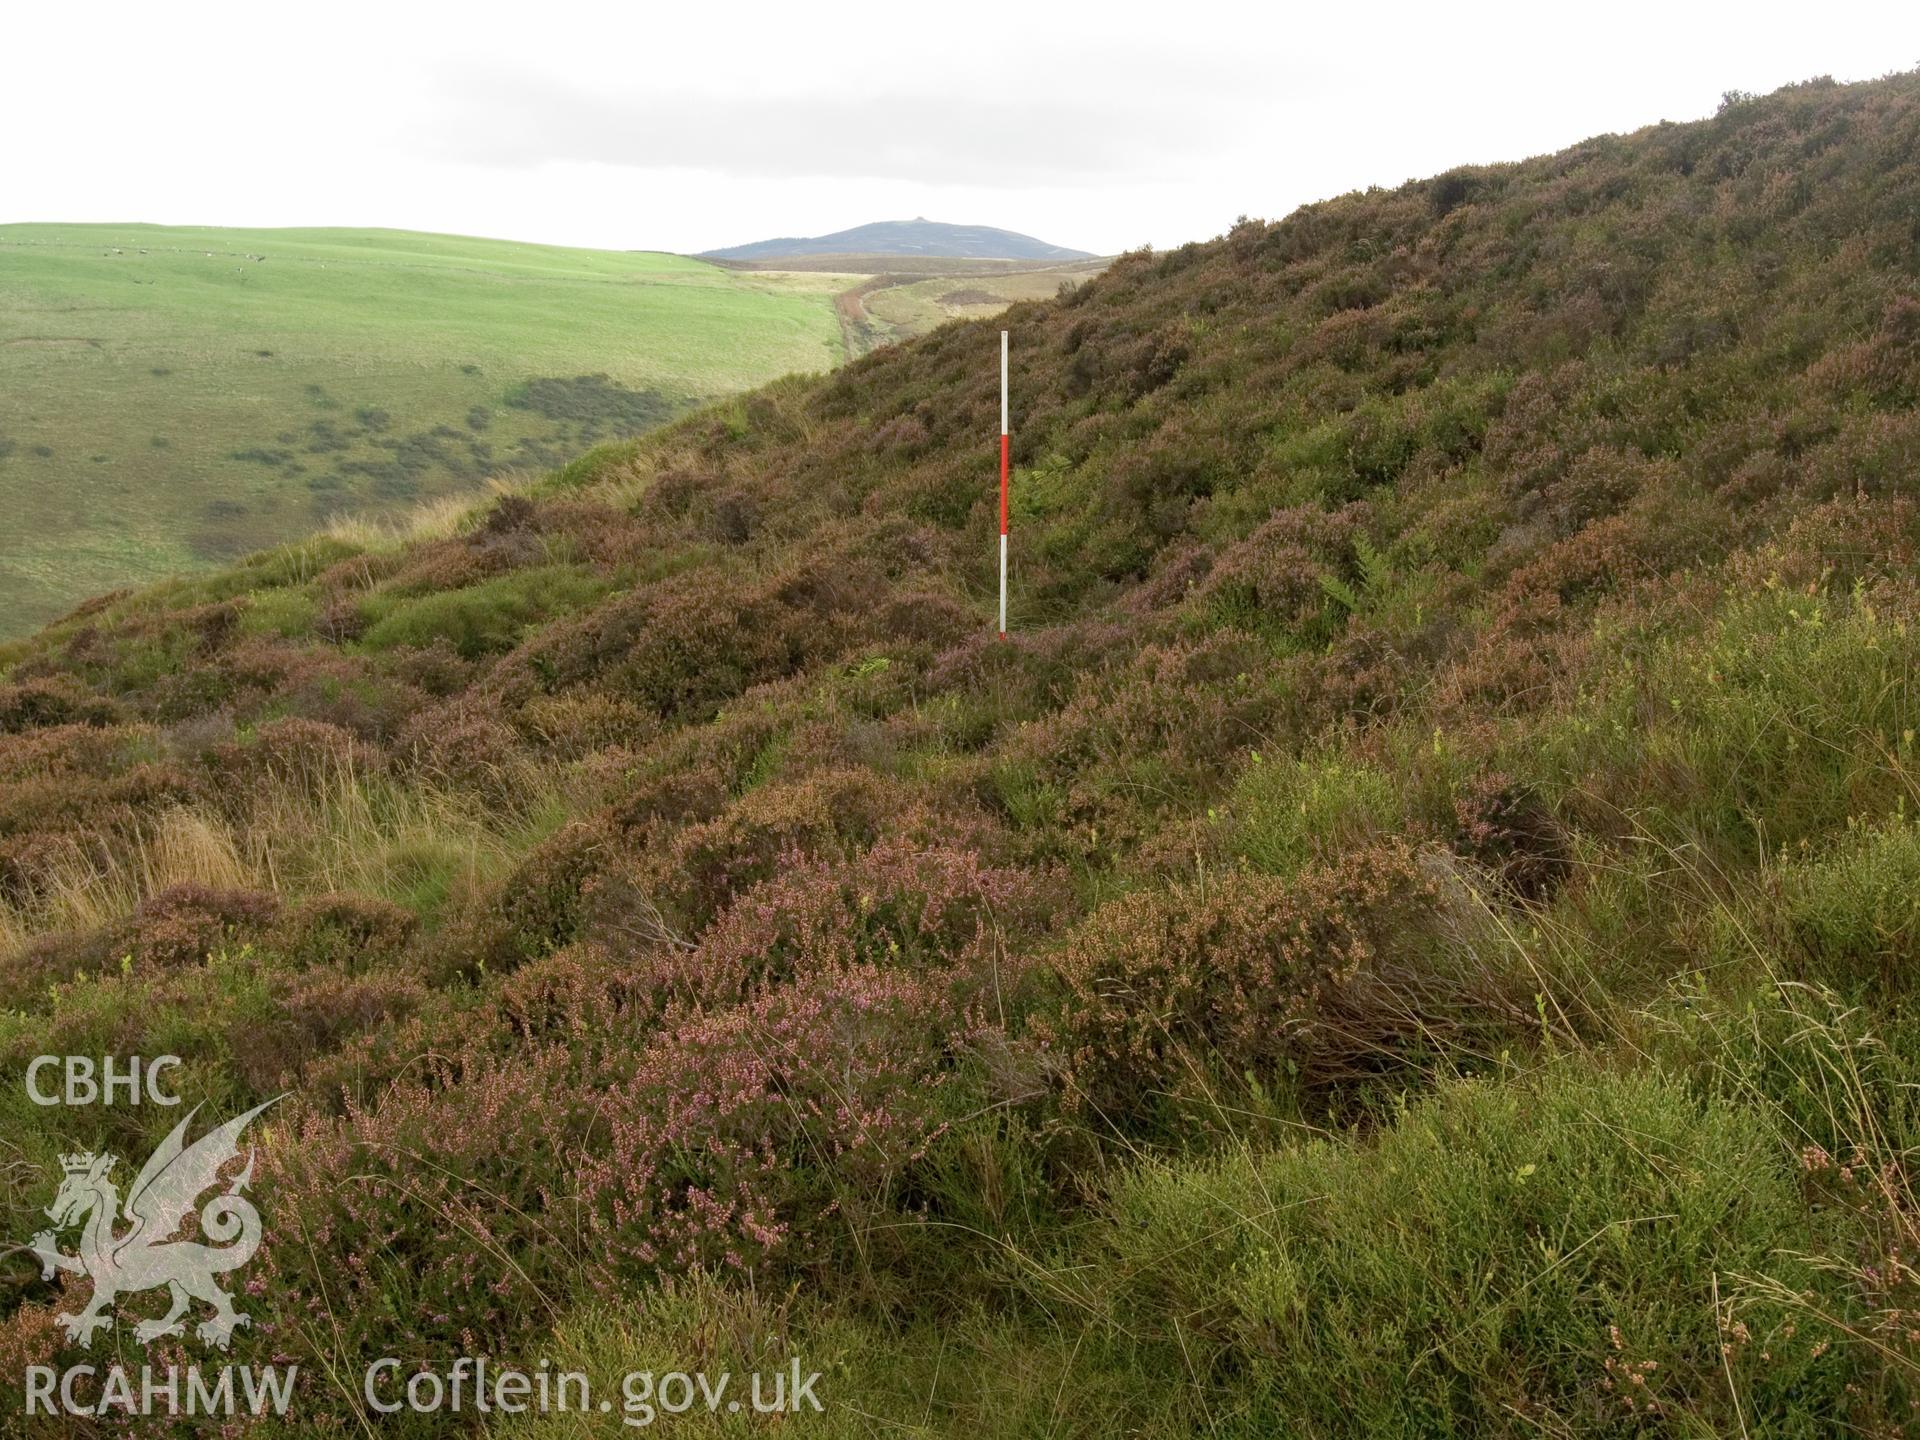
[6,1,1916,256]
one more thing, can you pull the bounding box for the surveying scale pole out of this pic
[998,329,1009,638]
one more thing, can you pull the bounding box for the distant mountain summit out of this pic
[700,218,1092,262]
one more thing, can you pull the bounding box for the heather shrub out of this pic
[316,590,369,644]
[577,965,981,1283]
[2,924,119,1008]
[1,805,256,988]
[1437,492,1729,718]
[250,646,433,743]
[1045,845,1533,1119]
[994,631,1286,852]
[395,696,527,798]
[517,689,660,758]
[1505,443,1677,538]
[0,676,123,732]
[118,883,281,972]
[381,635,477,697]
[514,552,885,724]
[1188,502,1371,643]
[1493,500,1705,621]
[867,587,975,653]
[922,620,1130,744]
[0,711,136,769]
[0,1306,59,1403]
[1283,616,1444,728]
[1792,408,1920,506]
[505,570,758,718]
[601,762,730,841]
[637,839,1061,1019]
[257,965,987,1369]
[636,678,810,787]
[488,940,650,1043]
[471,815,614,969]
[1721,492,1920,595]
[374,535,525,599]
[271,890,419,973]
[289,982,488,1112]
[5,72,1920,1438]
[228,966,429,1091]
[161,708,239,766]
[1450,770,1570,900]
[257,1048,586,1361]
[1123,537,1214,613]
[312,543,410,598]
[208,716,362,805]
[659,767,905,928]
[1431,594,1598,717]
[0,733,204,908]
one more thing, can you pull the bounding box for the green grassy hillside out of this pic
[3,74,1920,1436]
[0,225,847,634]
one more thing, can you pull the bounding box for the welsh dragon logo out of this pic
[25,1098,279,1350]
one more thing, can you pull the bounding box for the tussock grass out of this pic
[239,760,548,915]
[0,906,24,960]
[322,481,507,552]
[0,751,573,959]
[0,806,253,954]
[490,1283,1188,1440]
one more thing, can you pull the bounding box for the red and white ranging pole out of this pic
[998,329,1009,638]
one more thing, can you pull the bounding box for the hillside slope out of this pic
[0,226,848,636]
[3,74,1920,1435]
[701,217,1092,261]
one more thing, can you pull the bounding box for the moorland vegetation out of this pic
[2,73,1919,1436]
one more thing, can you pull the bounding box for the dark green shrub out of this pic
[272,892,420,974]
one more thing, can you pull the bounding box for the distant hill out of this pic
[700,218,1092,262]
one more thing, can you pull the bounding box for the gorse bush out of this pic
[4,71,1920,1436]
